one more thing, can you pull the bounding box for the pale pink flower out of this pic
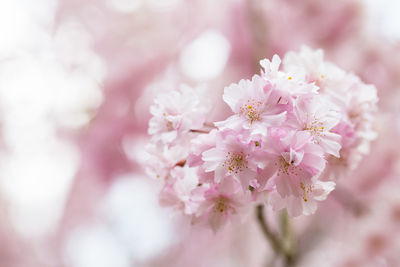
[201,130,261,189]
[282,46,378,177]
[328,75,378,176]
[269,180,335,217]
[144,142,188,180]
[264,130,326,199]
[290,95,342,157]
[159,165,202,215]
[260,54,319,100]
[187,129,218,167]
[215,75,286,135]
[148,84,209,144]
[193,177,250,233]
[282,45,346,87]
[187,129,221,184]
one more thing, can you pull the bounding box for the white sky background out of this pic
[0,0,399,266]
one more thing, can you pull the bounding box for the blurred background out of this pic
[0,0,400,266]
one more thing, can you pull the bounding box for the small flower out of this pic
[269,180,335,217]
[144,142,188,181]
[264,130,326,198]
[261,54,319,100]
[282,45,345,87]
[159,165,201,215]
[215,75,287,136]
[201,131,260,189]
[149,84,209,144]
[193,178,250,233]
[290,95,342,157]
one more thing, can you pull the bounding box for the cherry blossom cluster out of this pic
[145,46,378,232]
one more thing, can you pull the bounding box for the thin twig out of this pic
[280,210,296,266]
[189,129,210,134]
[256,204,283,254]
[256,205,298,267]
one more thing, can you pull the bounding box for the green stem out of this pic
[280,209,296,266]
[256,205,297,267]
[256,204,284,254]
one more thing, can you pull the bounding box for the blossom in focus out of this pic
[145,46,378,232]
[264,130,326,199]
[215,74,286,135]
[201,130,260,188]
[290,95,342,157]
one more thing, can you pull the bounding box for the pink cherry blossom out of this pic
[159,165,202,215]
[149,84,210,145]
[282,46,346,87]
[145,46,378,233]
[264,130,326,199]
[187,129,219,168]
[260,54,319,100]
[269,180,335,217]
[193,177,250,233]
[290,95,342,157]
[282,46,378,177]
[144,142,188,181]
[201,130,261,189]
[215,74,286,135]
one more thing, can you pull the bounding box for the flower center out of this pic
[314,74,325,87]
[223,151,248,174]
[304,117,325,142]
[214,197,229,213]
[163,112,174,131]
[276,156,303,177]
[239,99,264,123]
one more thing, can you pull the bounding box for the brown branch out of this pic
[189,129,210,134]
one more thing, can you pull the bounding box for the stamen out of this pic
[239,99,264,123]
[275,156,303,177]
[214,197,228,213]
[300,182,308,202]
[222,151,249,174]
[163,112,174,131]
[304,116,326,143]
[300,182,314,202]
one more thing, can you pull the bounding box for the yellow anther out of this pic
[300,182,308,202]
[214,197,231,213]
[239,99,263,123]
[223,152,248,174]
